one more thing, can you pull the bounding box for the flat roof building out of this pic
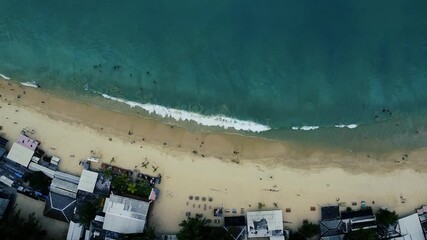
[247,210,284,238]
[391,213,425,240]
[50,177,78,199]
[102,194,150,234]
[6,143,34,167]
[77,170,99,193]
[67,220,84,240]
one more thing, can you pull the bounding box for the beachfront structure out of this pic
[246,210,284,239]
[102,193,150,234]
[44,171,80,222]
[77,169,98,194]
[320,206,347,240]
[43,192,77,222]
[50,177,79,198]
[28,162,56,178]
[341,207,377,232]
[224,216,247,240]
[17,134,39,151]
[417,206,427,239]
[390,213,425,240]
[5,134,40,167]
[67,220,84,240]
[6,142,35,167]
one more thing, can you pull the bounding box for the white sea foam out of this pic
[334,124,358,129]
[292,126,320,131]
[99,93,271,132]
[292,124,358,131]
[20,81,39,88]
[0,73,10,80]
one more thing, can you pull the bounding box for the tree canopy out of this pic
[23,171,51,195]
[177,217,233,240]
[347,228,377,240]
[376,209,398,226]
[0,208,47,240]
[289,232,306,240]
[177,217,208,240]
[78,199,101,227]
[298,221,319,238]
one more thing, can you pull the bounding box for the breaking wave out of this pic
[99,93,271,132]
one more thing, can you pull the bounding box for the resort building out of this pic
[417,206,427,239]
[102,193,150,234]
[44,172,80,222]
[341,207,377,232]
[320,206,347,240]
[246,210,284,239]
[5,134,39,167]
[77,169,99,194]
[66,220,84,240]
[224,216,247,240]
[44,191,77,222]
[391,213,425,240]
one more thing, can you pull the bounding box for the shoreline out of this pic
[1,79,427,234]
[2,79,427,172]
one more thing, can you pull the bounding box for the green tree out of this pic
[127,183,137,194]
[376,209,398,226]
[79,199,100,227]
[347,228,377,240]
[121,227,156,240]
[289,232,306,240]
[298,222,319,239]
[0,208,47,240]
[112,174,130,194]
[103,168,113,178]
[177,217,208,240]
[23,171,51,195]
[257,202,266,210]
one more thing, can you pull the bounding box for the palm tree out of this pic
[177,217,208,240]
[127,183,137,194]
[0,207,47,240]
[376,209,398,226]
[78,200,100,227]
[273,202,279,208]
[258,202,266,210]
[298,221,319,239]
[110,157,116,164]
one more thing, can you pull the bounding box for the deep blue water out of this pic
[1,0,427,147]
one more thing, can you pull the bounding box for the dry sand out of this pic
[1,79,427,235]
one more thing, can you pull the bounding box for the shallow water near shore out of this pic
[1,0,427,150]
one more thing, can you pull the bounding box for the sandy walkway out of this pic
[1,80,427,233]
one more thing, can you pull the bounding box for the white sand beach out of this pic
[1,79,427,236]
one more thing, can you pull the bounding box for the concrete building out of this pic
[247,210,284,239]
[77,169,98,194]
[102,193,150,234]
[391,213,425,240]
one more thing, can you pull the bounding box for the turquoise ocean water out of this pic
[1,0,427,151]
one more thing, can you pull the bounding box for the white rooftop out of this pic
[392,213,425,240]
[77,169,98,193]
[102,194,150,234]
[6,142,34,167]
[50,177,78,198]
[247,210,284,238]
[67,220,83,240]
